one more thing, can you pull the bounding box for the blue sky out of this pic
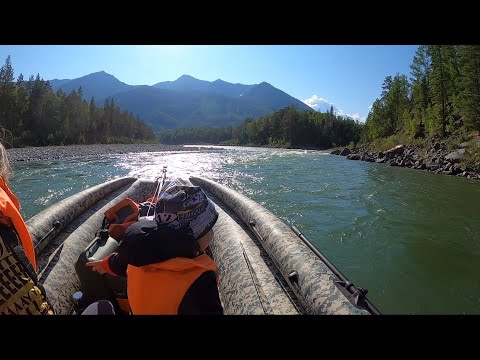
[0,45,418,122]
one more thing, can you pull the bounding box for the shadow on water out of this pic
[357,162,480,314]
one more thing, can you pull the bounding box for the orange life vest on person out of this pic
[0,177,36,270]
[127,253,217,315]
[0,177,54,314]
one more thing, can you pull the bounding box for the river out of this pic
[9,145,480,314]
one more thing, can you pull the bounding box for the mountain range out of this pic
[49,72,312,131]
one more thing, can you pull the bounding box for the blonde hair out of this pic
[0,142,11,182]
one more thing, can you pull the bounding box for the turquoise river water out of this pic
[9,145,480,314]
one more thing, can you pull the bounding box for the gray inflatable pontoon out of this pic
[26,176,379,315]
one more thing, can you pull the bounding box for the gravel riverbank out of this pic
[6,144,204,162]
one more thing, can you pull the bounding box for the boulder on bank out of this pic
[346,154,360,160]
[330,140,479,180]
[385,144,406,155]
[330,148,341,155]
[445,148,466,163]
[339,147,351,156]
[427,163,440,171]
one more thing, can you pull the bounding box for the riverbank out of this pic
[6,144,203,162]
[330,140,480,180]
[10,143,480,182]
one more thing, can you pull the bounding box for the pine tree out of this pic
[15,73,29,139]
[410,45,431,108]
[458,45,480,130]
[428,45,450,137]
[381,76,393,100]
[87,97,97,143]
[444,45,461,131]
[0,55,15,83]
[0,56,17,143]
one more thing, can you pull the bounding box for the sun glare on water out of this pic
[115,151,226,181]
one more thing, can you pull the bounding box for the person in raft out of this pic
[86,178,224,315]
[0,141,54,315]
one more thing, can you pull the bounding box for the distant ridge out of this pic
[50,72,312,130]
[50,71,134,104]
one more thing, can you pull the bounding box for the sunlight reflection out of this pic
[116,151,226,181]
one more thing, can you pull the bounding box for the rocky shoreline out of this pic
[331,141,480,180]
[6,144,204,163]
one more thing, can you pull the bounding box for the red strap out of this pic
[102,253,118,276]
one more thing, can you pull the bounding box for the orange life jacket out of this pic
[0,177,54,314]
[0,177,36,270]
[127,253,217,315]
[104,198,139,241]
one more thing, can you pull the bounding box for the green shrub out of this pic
[370,132,426,152]
[461,140,480,172]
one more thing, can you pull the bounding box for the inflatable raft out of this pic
[26,176,380,315]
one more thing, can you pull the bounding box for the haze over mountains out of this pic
[49,72,312,130]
